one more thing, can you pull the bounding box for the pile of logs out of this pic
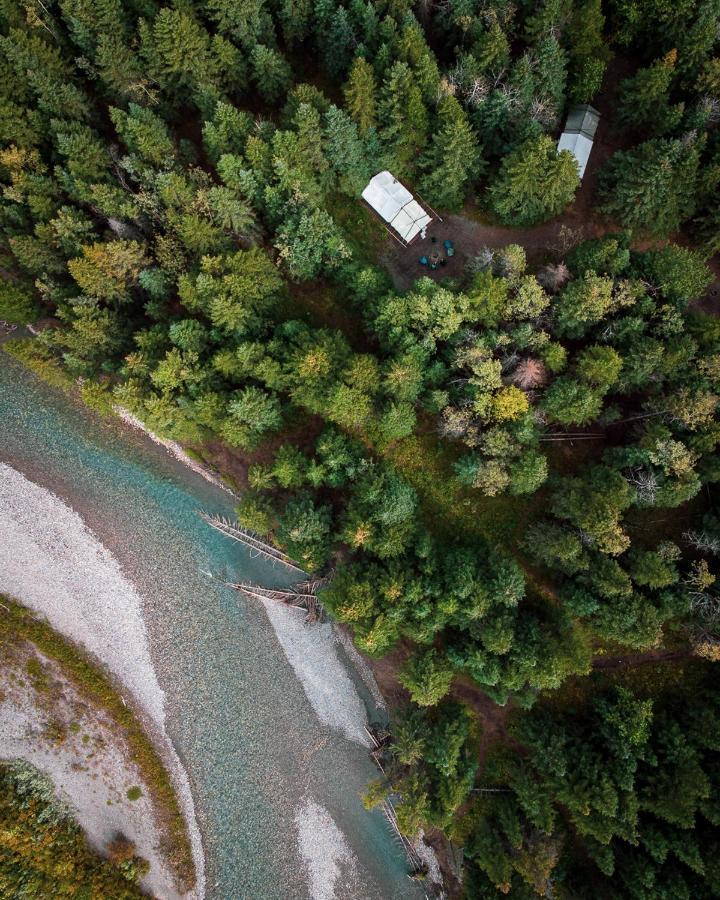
[226,575,332,624]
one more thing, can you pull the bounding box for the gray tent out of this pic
[557,105,600,179]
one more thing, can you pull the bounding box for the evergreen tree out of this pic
[1,28,91,122]
[486,135,580,226]
[396,16,441,103]
[344,56,377,136]
[617,50,684,135]
[323,105,371,195]
[60,0,128,57]
[399,649,455,706]
[274,0,314,47]
[565,0,610,103]
[550,465,633,555]
[632,244,713,305]
[202,102,253,164]
[599,138,700,237]
[0,281,40,323]
[204,0,274,48]
[319,6,356,79]
[95,33,156,104]
[68,241,148,303]
[532,36,568,122]
[181,248,283,335]
[418,94,482,211]
[541,377,604,426]
[378,62,429,174]
[223,386,283,449]
[276,494,332,571]
[250,45,292,105]
[275,207,351,280]
[139,8,216,96]
[110,104,176,167]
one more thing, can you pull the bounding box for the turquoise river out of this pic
[0,347,421,900]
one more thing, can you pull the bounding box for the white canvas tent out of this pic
[361,171,432,244]
[557,105,600,179]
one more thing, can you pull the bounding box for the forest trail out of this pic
[592,647,693,670]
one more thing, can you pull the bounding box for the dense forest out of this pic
[1,0,720,895]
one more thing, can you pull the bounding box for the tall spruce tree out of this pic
[418,93,482,211]
[486,135,580,226]
[599,137,700,236]
[344,56,377,135]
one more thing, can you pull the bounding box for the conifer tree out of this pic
[486,135,579,226]
[204,0,274,48]
[59,0,128,57]
[565,0,610,103]
[599,138,700,237]
[396,17,441,103]
[398,649,455,706]
[344,57,377,135]
[140,9,215,93]
[320,6,356,79]
[0,282,40,323]
[323,105,371,195]
[273,0,313,47]
[250,45,292,105]
[202,102,253,164]
[95,33,157,104]
[378,61,429,174]
[418,93,482,211]
[1,29,91,122]
[532,36,568,122]
[109,104,176,167]
[617,51,684,135]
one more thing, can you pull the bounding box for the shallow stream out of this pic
[0,349,418,900]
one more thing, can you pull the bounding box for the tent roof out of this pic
[362,171,413,223]
[390,203,432,241]
[563,104,600,139]
[362,171,432,242]
[558,132,594,178]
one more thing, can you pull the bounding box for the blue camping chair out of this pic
[444,239,455,257]
[419,255,428,266]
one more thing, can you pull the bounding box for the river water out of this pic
[0,349,418,900]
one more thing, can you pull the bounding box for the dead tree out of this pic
[199,511,307,576]
[226,572,333,624]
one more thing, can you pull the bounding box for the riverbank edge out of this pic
[0,594,197,893]
[3,337,454,894]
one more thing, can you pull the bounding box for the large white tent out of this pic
[361,171,432,244]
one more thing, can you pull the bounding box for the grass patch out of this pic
[278,279,372,351]
[326,191,388,264]
[126,786,143,801]
[383,429,537,549]
[3,338,76,392]
[0,595,195,890]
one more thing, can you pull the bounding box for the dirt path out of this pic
[592,647,693,670]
